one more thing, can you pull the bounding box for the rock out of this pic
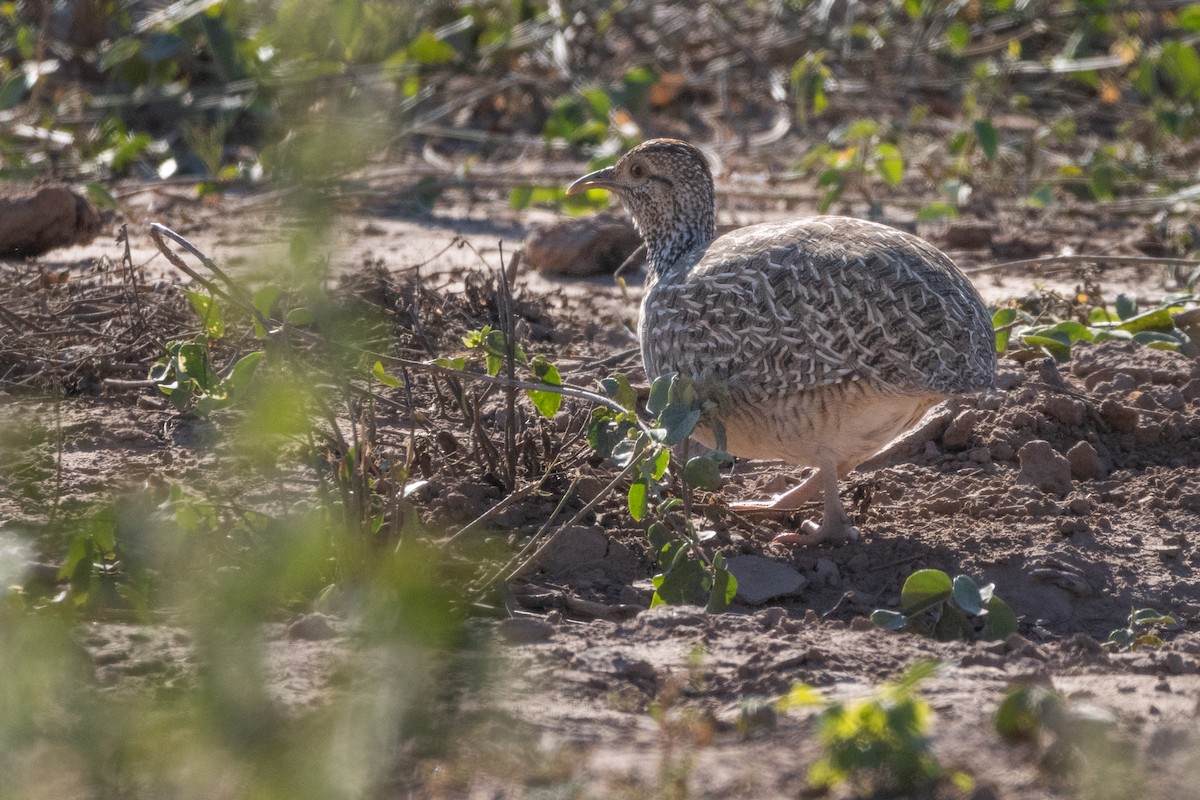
[286,613,340,641]
[1044,395,1086,426]
[497,617,555,644]
[726,556,808,605]
[942,220,994,249]
[523,213,642,276]
[1017,440,1073,495]
[942,410,978,449]
[1066,441,1105,480]
[1099,399,1139,433]
[813,557,840,586]
[0,184,102,258]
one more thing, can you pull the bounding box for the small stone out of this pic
[726,556,808,605]
[1066,441,1105,480]
[286,613,340,641]
[1045,395,1086,426]
[1067,496,1092,516]
[497,617,555,644]
[1099,399,1139,433]
[1153,385,1186,411]
[968,446,992,464]
[942,410,978,449]
[1134,421,1163,445]
[1180,493,1200,513]
[989,440,1016,461]
[849,616,876,632]
[1017,440,1073,495]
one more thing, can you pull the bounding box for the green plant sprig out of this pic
[871,569,1018,642]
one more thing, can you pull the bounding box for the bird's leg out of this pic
[726,468,822,512]
[773,458,860,546]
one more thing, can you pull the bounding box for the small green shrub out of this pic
[871,569,1018,642]
[1106,607,1177,651]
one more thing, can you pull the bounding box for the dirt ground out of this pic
[4,178,1200,799]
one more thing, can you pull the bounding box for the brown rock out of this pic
[1045,395,1086,426]
[1066,441,1106,480]
[1099,399,1139,433]
[0,185,101,258]
[1017,440,1073,495]
[523,213,642,276]
[942,409,978,449]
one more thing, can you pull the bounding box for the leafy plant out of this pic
[459,324,563,419]
[779,660,973,795]
[871,569,1018,642]
[1105,607,1177,652]
[797,118,905,212]
[589,372,736,611]
[149,335,266,413]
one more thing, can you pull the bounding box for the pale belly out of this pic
[692,383,945,472]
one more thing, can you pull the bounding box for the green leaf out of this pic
[874,143,904,186]
[1133,331,1181,351]
[651,447,671,480]
[600,374,639,411]
[900,569,953,615]
[974,119,999,161]
[83,181,117,211]
[1025,184,1054,209]
[1118,306,1184,334]
[944,21,970,54]
[646,373,674,415]
[1115,292,1138,320]
[870,609,909,631]
[1131,608,1176,626]
[654,557,708,606]
[932,605,972,641]
[0,73,28,111]
[982,596,1019,640]
[992,307,1017,352]
[225,351,265,393]
[647,522,673,559]
[100,37,143,71]
[683,455,721,491]
[916,202,958,221]
[252,284,283,337]
[995,685,1058,741]
[1089,307,1119,324]
[1180,5,1200,32]
[408,30,456,65]
[659,405,701,446]
[527,357,562,418]
[372,361,403,388]
[509,186,533,210]
[777,683,826,711]
[707,557,737,612]
[286,307,314,326]
[628,479,648,521]
[951,574,984,615]
[434,356,466,371]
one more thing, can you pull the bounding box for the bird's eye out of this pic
[630,162,645,179]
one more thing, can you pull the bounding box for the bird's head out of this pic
[567,139,716,275]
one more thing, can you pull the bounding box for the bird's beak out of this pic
[566,165,619,196]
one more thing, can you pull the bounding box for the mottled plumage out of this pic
[568,139,996,544]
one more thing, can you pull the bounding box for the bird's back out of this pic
[640,215,996,402]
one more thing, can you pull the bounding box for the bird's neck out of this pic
[642,213,716,282]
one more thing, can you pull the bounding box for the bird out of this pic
[566,139,996,545]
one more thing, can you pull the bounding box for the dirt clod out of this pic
[1017,440,1073,495]
[523,213,642,276]
[1066,441,1106,480]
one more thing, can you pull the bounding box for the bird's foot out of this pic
[726,475,822,514]
[772,519,860,547]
